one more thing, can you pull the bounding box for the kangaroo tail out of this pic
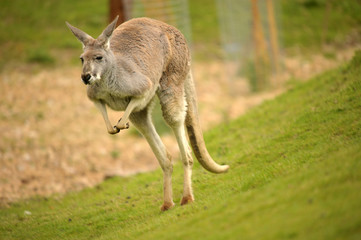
[184,71,229,173]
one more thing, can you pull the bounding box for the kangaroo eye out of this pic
[96,56,103,60]
[80,57,84,64]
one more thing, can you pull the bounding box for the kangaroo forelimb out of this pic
[93,100,121,134]
[114,97,143,130]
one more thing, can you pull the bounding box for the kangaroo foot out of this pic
[160,201,175,211]
[180,195,194,206]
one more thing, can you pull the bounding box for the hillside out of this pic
[1,51,360,239]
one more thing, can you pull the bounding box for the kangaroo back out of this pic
[185,72,229,173]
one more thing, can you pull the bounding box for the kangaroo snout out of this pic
[81,73,91,85]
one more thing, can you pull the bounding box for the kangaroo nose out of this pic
[81,74,91,85]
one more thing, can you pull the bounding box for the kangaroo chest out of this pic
[87,84,130,111]
[87,76,158,113]
[102,93,130,111]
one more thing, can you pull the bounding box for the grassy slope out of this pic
[1,49,360,239]
[280,0,361,52]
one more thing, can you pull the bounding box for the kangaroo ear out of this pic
[97,16,119,49]
[66,22,94,47]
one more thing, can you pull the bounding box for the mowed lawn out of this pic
[1,49,360,239]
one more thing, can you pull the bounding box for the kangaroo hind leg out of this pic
[174,122,194,205]
[129,106,174,211]
[159,90,194,205]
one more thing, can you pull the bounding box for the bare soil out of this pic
[0,46,357,206]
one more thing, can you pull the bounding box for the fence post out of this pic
[266,0,280,75]
[251,0,269,90]
[109,0,127,26]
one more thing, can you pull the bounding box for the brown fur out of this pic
[160,201,175,211]
[180,195,194,206]
[66,17,229,211]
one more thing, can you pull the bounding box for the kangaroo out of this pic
[66,16,229,211]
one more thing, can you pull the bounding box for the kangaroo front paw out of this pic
[116,118,130,130]
[108,126,120,135]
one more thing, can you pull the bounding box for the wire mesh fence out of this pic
[216,0,282,92]
[121,0,192,43]
[113,0,282,93]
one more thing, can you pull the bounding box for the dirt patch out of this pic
[0,45,358,206]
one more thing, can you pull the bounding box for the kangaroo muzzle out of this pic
[81,73,91,85]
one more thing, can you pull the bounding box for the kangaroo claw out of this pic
[115,118,130,130]
[108,126,120,135]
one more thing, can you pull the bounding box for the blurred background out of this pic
[1,0,360,206]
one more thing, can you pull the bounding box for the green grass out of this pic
[0,0,108,69]
[1,49,361,239]
[281,0,361,54]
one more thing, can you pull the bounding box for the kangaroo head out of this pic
[66,16,119,85]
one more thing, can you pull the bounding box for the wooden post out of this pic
[266,0,280,75]
[109,0,127,26]
[251,0,269,90]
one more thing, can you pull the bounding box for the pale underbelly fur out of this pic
[101,84,158,112]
